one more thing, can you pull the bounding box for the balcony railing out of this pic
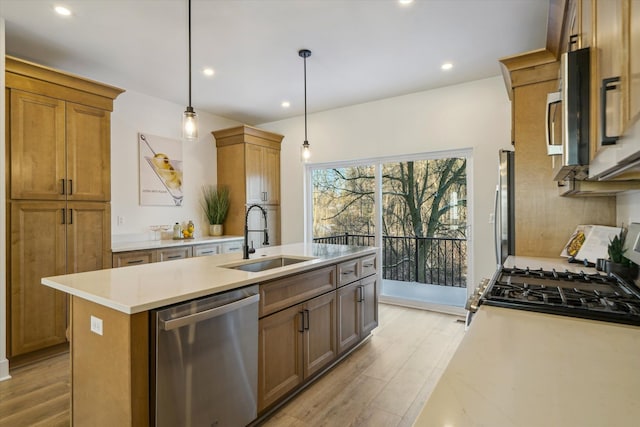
[313,233,467,288]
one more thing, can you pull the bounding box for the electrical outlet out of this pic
[90,315,103,336]
[117,216,125,226]
[489,213,495,224]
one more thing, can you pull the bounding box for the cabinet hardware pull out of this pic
[299,311,305,333]
[304,309,310,331]
[68,179,73,196]
[69,208,73,225]
[61,208,66,224]
[167,255,182,259]
[357,286,364,303]
[342,270,355,275]
[363,263,373,268]
[127,259,144,264]
[201,250,214,254]
[601,76,621,145]
[60,179,66,195]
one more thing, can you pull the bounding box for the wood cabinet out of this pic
[257,254,378,413]
[9,200,110,357]
[113,250,157,267]
[213,125,284,246]
[336,258,378,355]
[112,238,243,267]
[9,89,111,201]
[5,56,123,360]
[257,291,337,412]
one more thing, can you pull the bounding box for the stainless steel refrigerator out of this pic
[495,149,515,266]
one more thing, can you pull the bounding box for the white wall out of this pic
[617,191,640,225]
[259,76,512,288]
[110,90,240,239]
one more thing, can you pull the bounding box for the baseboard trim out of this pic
[379,295,466,317]
[0,358,11,382]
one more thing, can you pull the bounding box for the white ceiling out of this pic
[1,0,548,125]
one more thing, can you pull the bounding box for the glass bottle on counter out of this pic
[173,222,182,239]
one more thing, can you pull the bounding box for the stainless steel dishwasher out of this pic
[151,285,259,427]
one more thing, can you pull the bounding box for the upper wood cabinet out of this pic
[6,56,123,201]
[213,125,284,238]
[586,0,640,178]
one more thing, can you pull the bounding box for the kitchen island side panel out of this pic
[71,296,149,426]
[513,79,616,257]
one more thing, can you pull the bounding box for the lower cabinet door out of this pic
[361,275,378,338]
[303,291,337,379]
[337,281,361,355]
[10,201,67,357]
[258,304,304,412]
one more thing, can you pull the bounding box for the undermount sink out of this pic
[221,256,313,273]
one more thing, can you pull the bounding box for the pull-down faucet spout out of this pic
[243,204,269,259]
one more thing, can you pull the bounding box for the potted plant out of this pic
[201,185,230,236]
[606,228,639,281]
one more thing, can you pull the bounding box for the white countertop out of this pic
[42,243,377,314]
[111,235,243,253]
[414,255,640,426]
[414,305,640,426]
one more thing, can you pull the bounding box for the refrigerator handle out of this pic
[494,184,500,266]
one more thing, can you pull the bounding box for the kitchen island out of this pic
[42,243,379,426]
[413,257,640,427]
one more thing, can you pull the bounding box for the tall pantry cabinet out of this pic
[5,56,124,362]
[213,125,284,249]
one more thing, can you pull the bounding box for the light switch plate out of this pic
[90,315,103,336]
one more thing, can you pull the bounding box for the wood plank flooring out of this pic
[0,304,464,427]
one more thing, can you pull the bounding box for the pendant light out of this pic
[299,49,312,162]
[182,0,198,141]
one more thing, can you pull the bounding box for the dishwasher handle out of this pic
[160,293,260,331]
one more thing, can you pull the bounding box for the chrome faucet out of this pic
[243,204,269,259]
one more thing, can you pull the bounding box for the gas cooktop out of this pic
[479,266,640,326]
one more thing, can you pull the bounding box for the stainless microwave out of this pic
[545,47,591,181]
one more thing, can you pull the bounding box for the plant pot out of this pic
[604,260,639,282]
[209,224,223,236]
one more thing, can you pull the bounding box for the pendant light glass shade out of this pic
[299,49,312,162]
[301,140,311,161]
[182,106,198,141]
[182,0,198,141]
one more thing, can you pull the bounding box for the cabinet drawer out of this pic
[193,243,220,257]
[222,240,242,254]
[360,254,377,278]
[260,266,336,317]
[157,246,192,262]
[337,259,359,286]
[112,250,156,267]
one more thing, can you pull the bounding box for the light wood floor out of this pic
[0,304,464,427]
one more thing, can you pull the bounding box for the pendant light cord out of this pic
[188,0,192,108]
[303,54,307,142]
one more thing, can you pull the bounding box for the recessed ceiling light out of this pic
[54,5,71,16]
[203,68,215,77]
[441,62,453,71]
[398,0,414,5]
[281,101,291,108]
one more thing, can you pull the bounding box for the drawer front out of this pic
[112,250,156,267]
[337,259,359,286]
[360,254,377,278]
[260,265,336,317]
[193,243,220,257]
[157,246,192,262]
[222,240,242,254]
